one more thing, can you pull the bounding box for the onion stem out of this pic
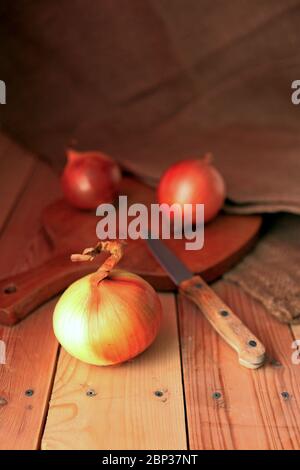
[71,240,125,283]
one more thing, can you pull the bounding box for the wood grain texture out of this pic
[0,154,60,449]
[179,281,300,450]
[42,293,187,450]
[0,300,58,450]
[0,159,61,277]
[0,133,35,234]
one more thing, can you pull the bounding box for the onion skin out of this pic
[61,149,121,210]
[53,269,162,366]
[157,156,226,223]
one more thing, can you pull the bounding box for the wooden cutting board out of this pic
[0,176,262,325]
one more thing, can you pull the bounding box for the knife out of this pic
[146,238,266,369]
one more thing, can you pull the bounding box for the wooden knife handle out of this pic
[179,275,266,369]
[0,253,99,326]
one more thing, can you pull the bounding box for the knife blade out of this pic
[146,238,266,369]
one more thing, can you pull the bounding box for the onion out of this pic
[53,241,162,366]
[61,149,121,209]
[157,154,226,223]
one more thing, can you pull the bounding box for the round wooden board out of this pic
[43,177,262,290]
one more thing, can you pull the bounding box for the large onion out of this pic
[53,241,162,366]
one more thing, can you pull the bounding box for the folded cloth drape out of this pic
[224,214,300,324]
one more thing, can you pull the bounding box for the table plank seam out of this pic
[175,293,190,450]
[37,344,62,450]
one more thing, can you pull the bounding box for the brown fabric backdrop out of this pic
[1,0,300,211]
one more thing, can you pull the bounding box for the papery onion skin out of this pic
[157,156,226,224]
[53,269,162,366]
[61,149,121,210]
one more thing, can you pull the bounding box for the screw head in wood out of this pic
[154,390,164,397]
[212,392,222,400]
[248,340,257,348]
[281,391,290,401]
[25,389,34,397]
[86,389,97,397]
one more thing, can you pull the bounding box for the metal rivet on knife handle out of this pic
[219,310,229,317]
[212,392,222,400]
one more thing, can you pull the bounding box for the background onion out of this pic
[157,155,226,223]
[61,149,121,210]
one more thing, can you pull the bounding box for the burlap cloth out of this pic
[224,215,300,324]
[1,0,300,322]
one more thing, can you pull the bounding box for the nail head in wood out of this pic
[154,390,164,397]
[3,284,17,294]
[248,340,257,348]
[86,389,97,397]
[25,389,34,397]
[281,391,290,401]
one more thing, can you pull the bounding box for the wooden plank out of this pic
[0,133,35,233]
[179,281,300,450]
[0,160,61,278]
[0,159,61,449]
[42,293,187,450]
[0,299,58,450]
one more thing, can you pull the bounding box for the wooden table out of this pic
[0,135,300,450]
